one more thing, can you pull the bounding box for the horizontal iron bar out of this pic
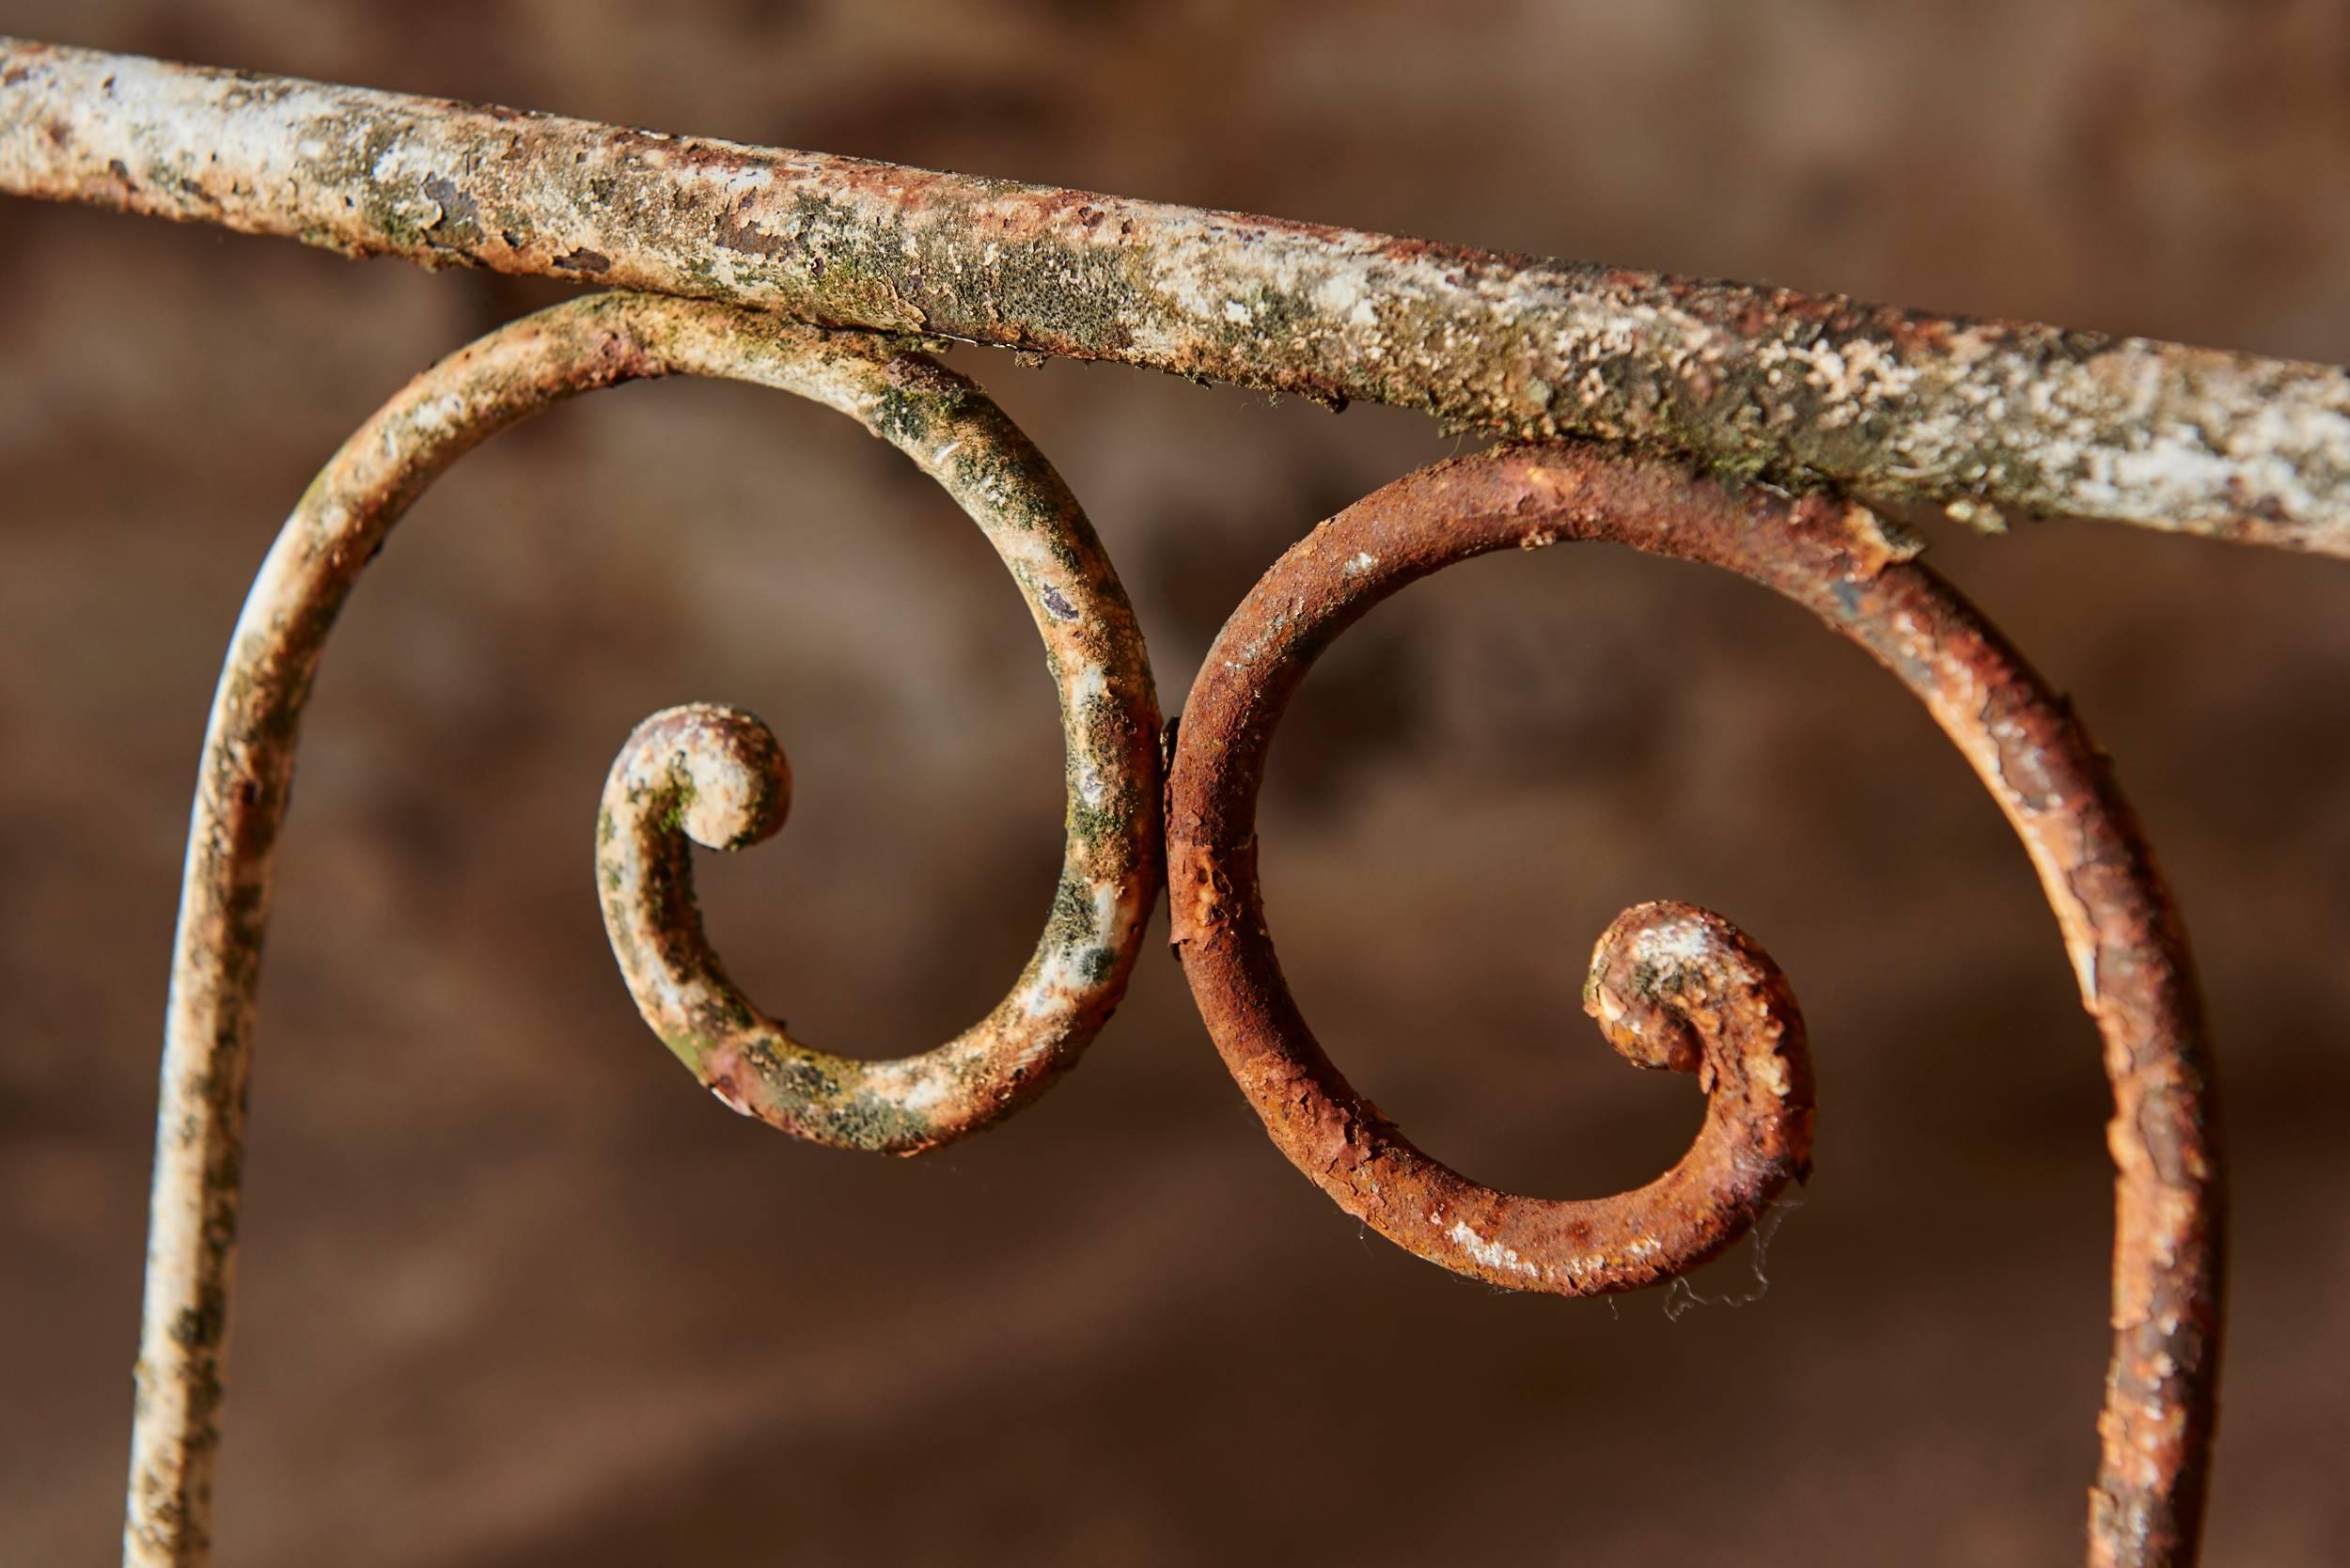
[5,36,2349,557]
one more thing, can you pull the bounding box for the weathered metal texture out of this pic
[130,290,1161,1567]
[0,26,2264,1568]
[1165,444,2220,1568]
[593,372,1163,1152]
[6,36,2350,557]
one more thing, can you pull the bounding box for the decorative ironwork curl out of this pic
[0,31,2306,1568]
[595,449,1163,1152]
[126,290,1161,1567]
[1164,444,2219,1568]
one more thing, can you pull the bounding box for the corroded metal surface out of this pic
[6,36,2350,556]
[130,290,1160,1566]
[1165,444,2220,1567]
[0,28,2274,1568]
[593,385,1162,1152]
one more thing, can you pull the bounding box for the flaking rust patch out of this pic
[1840,500,1926,576]
[1176,844,1226,934]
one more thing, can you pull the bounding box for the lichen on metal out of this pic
[0,30,2300,1568]
[7,35,2350,556]
[126,290,1161,1566]
[590,327,1163,1153]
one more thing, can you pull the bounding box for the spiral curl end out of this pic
[1165,487,1824,1299]
[1584,900,1815,1183]
[657,704,791,853]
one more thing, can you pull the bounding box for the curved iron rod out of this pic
[0,31,2270,1567]
[128,290,1161,1567]
[1165,443,2220,1568]
[4,36,2348,556]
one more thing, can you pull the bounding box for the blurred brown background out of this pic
[4,2,2348,1562]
